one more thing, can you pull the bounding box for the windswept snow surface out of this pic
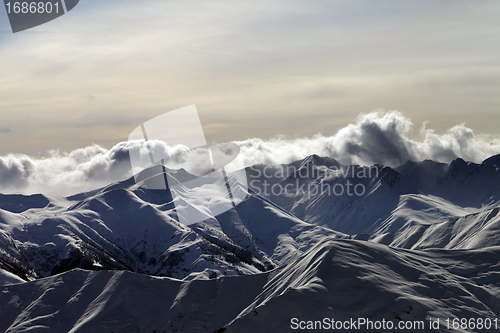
[1,240,499,332]
[0,268,24,286]
[0,165,344,282]
[371,207,500,250]
[1,154,500,332]
[247,154,500,234]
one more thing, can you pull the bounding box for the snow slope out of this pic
[0,166,344,282]
[1,154,500,332]
[1,239,499,332]
[2,154,500,284]
[371,207,500,250]
[395,155,500,208]
[0,268,24,286]
[247,154,500,234]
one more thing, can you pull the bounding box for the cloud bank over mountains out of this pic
[237,111,500,167]
[1,111,499,196]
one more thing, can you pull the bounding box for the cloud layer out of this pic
[237,111,500,167]
[1,111,499,196]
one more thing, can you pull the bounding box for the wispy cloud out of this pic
[1,111,499,196]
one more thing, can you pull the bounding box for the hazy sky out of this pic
[0,0,499,156]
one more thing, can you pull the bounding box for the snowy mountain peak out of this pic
[483,154,500,168]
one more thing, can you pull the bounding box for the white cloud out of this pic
[1,111,499,196]
[237,111,500,167]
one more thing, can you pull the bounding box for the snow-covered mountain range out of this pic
[1,154,500,332]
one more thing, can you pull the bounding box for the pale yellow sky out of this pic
[0,0,499,156]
